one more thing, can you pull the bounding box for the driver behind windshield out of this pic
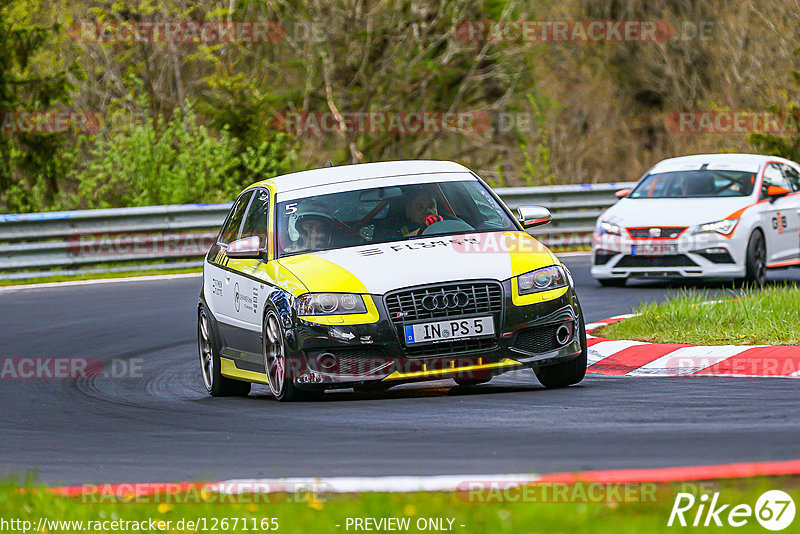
[399,187,443,237]
[286,200,333,252]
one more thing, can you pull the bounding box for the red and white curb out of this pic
[47,459,800,497]
[585,314,800,379]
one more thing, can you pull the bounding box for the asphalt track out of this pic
[1,255,798,485]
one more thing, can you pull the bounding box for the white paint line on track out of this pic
[209,474,542,494]
[584,322,609,331]
[629,345,752,377]
[0,272,202,291]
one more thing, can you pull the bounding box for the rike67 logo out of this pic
[668,490,795,530]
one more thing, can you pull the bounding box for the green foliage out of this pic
[2,476,798,534]
[0,0,83,211]
[601,285,800,345]
[746,56,800,160]
[518,93,554,186]
[68,108,297,208]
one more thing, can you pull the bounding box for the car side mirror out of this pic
[517,206,552,229]
[615,188,632,198]
[227,236,263,259]
[767,185,791,201]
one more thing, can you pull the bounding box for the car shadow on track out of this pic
[240,380,591,403]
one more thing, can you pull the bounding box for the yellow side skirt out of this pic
[381,357,523,382]
[220,357,269,385]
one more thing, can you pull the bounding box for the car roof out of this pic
[250,160,473,194]
[649,153,798,174]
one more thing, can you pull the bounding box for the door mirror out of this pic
[227,236,263,259]
[517,206,552,229]
[615,188,633,198]
[767,185,791,200]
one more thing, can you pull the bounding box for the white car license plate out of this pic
[631,244,677,256]
[403,316,494,345]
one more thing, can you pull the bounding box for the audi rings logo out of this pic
[421,291,470,311]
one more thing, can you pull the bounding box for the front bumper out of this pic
[285,280,584,388]
[590,231,746,280]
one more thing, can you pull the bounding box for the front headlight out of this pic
[296,293,367,315]
[518,265,568,295]
[598,220,621,236]
[693,219,738,235]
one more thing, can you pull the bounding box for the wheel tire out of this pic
[198,309,251,397]
[454,378,492,386]
[534,313,588,389]
[598,278,627,287]
[263,307,323,402]
[741,230,767,287]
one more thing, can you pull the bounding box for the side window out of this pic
[219,191,254,244]
[761,163,791,199]
[239,189,270,247]
[781,164,800,192]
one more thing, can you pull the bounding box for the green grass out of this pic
[0,266,202,287]
[599,285,800,345]
[1,477,797,533]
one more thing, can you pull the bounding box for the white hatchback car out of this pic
[591,153,800,286]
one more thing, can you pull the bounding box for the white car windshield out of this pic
[276,180,517,256]
[629,169,756,198]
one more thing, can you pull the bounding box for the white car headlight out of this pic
[598,220,621,236]
[518,265,568,295]
[693,219,738,236]
[296,293,367,315]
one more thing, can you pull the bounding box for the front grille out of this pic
[321,347,390,376]
[513,323,571,353]
[627,227,687,239]
[404,337,497,358]
[694,250,735,264]
[615,254,698,268]
[385,281,503,358]
[594,251,616,265]
[385,281,503,323]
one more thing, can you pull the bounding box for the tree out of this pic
[0,0,83,211]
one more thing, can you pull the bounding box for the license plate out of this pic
[403,316,495,345]
[632,244,677,256]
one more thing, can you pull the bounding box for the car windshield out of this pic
[276,180,517,256]
[629,169,756,198]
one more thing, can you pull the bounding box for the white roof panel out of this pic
[263,160,471,194]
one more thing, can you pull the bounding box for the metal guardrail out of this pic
[0,182,635,280]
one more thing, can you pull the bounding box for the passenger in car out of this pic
[286,200,334,252]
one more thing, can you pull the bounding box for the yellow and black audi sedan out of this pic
[198,160,587,401]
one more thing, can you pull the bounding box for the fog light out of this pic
[555,324,572,346]
[316,352,337,371]
[704,247,727,254]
